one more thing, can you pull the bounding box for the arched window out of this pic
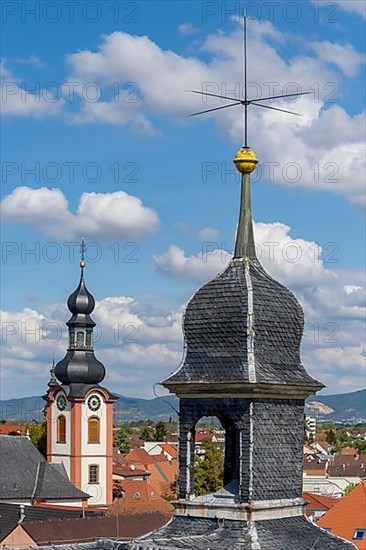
[69,331,75,348]
[57,415,66,443]
[88,416,100,444]
[86,330,92,348]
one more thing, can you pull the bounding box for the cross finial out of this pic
[48,353,58,387]
[80,237,86,269]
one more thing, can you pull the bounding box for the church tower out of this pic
[118,148,354,548]
[44,241,117,507]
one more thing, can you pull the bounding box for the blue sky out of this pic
[1,0,365,401]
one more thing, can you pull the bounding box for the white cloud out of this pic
[154,244,231,283]
[0,296,183,400]
[1,186,160,240]
[178,23,200,36]
[10,55,45,69]
[1,262,364,398]
[309,41,365,77]
[0,61,63,118]
[199,227,220,240]
[66,93,154,135]
[154,221,333,287]
[64,25,365,207]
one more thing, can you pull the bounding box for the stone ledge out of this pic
[174,497,305,521]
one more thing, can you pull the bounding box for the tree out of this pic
[344,482,359,496]
[27,422,47,457]
[114,424,132,454]
[155,421,167,441]
[194,440,224,496]
[326,429,336,445]
[141,425,155,441]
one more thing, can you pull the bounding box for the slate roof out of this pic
[0,502,100,541]
[164,259,323,390]
[0,435,89,501]
[106,515,355,549]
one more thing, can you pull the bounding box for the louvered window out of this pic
[57,415,66,443]
[88,416,100,444]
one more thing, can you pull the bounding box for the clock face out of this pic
[88,394,101,412]
[56,394,67,411]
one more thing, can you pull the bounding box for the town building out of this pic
[0,434,88,507]
[44,242,118,507]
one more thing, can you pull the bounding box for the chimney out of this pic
[18,504,25,524]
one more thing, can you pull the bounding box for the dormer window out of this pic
[353,529,365,540]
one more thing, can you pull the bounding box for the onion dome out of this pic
[67,274,95,315]
[163,148,323,396]
[54,239,105,386]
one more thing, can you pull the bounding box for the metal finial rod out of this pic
[243,15,248,147]
[80,237,86,268]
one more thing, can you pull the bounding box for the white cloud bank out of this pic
[1,186,160,240]
[62,24,365,207]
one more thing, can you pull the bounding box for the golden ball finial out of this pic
[233,146,258,174]
[80,260,86,269]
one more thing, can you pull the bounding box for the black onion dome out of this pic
[67,271,95,315]
[164,258,321,388]
[55,263,105,386]
[55,350,105,385]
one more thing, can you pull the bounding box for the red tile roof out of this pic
[109,479,174,517]
[303,492,339,517]
[124,448,166,465]
[328,454,366,477]
[341,446,358,456]
[146,459,178,497]
[113,464,150,478]
[195,432,214,442]
[317,481,366,549]
[160,443,178,459]
[0,425,26,435]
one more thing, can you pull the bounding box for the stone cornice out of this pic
[162,381,323,400]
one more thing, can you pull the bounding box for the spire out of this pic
[233,146,258,259]
[48,353,58,387]
[54,238,105,386]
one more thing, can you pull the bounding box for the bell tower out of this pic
[44,240,117,507]
[163,147,324,514]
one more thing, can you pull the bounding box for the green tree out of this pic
[141,425,155,441]
[114,424,132,454]
[354,440,366,453]
[344,482,359,496]
[326,429,336,445]
[194,440,224,496]
[155,421,167,441]
[27,422,47,457]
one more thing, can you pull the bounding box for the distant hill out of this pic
[1,389,364,423]
[305,389,366,423]
[0,393,179,423]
